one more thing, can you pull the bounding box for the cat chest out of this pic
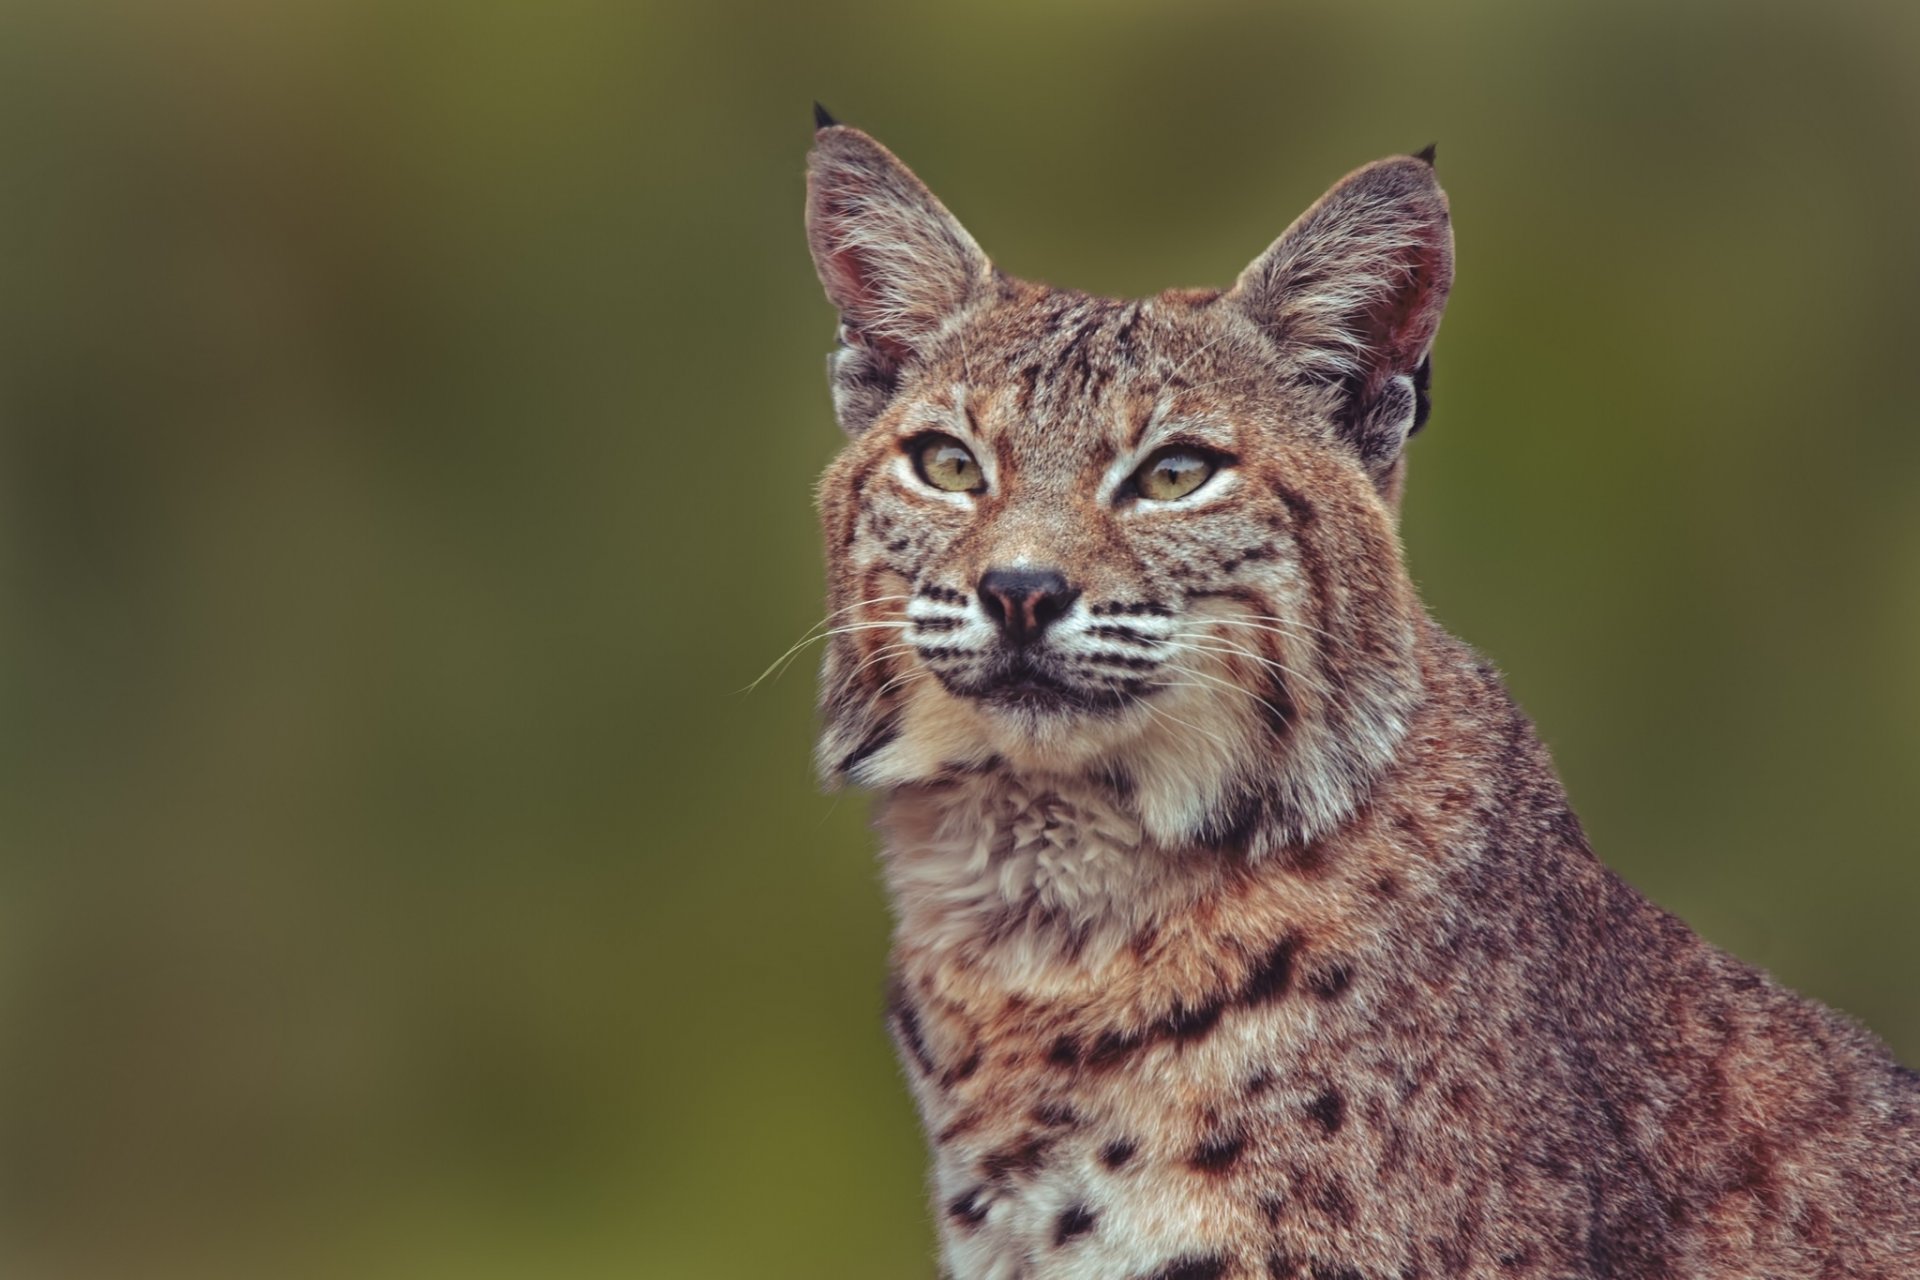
[895,998,1362,1280]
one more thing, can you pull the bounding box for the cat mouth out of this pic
[951,653,1136,716]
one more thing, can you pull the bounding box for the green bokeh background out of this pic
[2,2,1917,1277]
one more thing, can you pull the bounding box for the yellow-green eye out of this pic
[1133,448,1217,502]
[913,435,985,493]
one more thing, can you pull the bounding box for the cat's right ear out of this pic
[806,119,992,433]
[1227,153,1452,485]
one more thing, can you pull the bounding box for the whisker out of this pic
[1211,613,1354,650]
[1166,636,1338,702]
[846,642,918,683]
[1135,695,1237,757]
[770,593,915,661]
[1189,615,1374,667]
[816,593,914,628]
[873,667,932,700]
[746,621,907,691]
[1163,656,1293,724]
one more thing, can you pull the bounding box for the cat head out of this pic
[804,116,1452,855]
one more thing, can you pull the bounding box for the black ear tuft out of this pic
[813,101,839,131]
[1413,142,1437,166]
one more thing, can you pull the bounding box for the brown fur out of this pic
[802,120,1920,1279]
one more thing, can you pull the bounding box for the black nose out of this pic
[977,568,1079,645]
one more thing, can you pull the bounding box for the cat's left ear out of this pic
[807,119,993,433]
[1227,151,1453,482]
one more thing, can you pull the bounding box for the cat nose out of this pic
[977,568,1080,646]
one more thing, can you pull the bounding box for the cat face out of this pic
[805,121,1452,852]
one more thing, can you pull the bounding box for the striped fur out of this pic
[803,121,1920,1279]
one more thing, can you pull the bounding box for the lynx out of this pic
[800,108,1920,1279]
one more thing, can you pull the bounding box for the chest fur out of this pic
[876,773,1443,1279]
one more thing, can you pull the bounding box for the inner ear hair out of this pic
[1227,154,1453,476]
[805,124,992,435]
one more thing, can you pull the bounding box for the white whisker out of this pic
[1166,636,1338,702]
[1135,695,1237,756]
[1163,657,1292,724]
[747,621,908,692]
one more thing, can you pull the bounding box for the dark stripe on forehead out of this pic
[1052,312,1104,405]
[1026,296,1136,418]
[1112,300,1144,358]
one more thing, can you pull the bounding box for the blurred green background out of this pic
[1,1,1917,1276]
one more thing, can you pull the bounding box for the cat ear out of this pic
[806,118,992,433]
[1228,151,1453,480]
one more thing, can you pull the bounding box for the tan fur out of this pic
[803,122,1920,1279]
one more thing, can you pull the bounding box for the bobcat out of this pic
[800,108,1920,1279]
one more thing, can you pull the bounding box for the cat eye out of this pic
[1131,447,1218,502]
[911,434,986,494]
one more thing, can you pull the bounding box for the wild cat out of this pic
[799,108,1920,1279]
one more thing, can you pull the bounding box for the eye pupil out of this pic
[913,435,984,493]
[1134,448,1215,501]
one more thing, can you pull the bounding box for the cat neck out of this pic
[872,620,1547,1001]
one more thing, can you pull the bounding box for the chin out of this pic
[963,683,1162,770]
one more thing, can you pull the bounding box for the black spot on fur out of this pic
[1307,1088,1346,1135]
[1047,1035,1081,1067]
[1257,1194,1286,1226]
[1054,1204,1098,1246]
[1192,789,1266,853]
[1082,933,1300,1070]
[942,1047,981,1086]
[1166,998,1226,1042]
[948,1186,988,1228]
[1310,1266,1362,1280]
[1140,1256,1230,1280]
[982,1134,1053,1181]
[1031,1101,1078,1128]
[1307,963,1353,1001]
[1100,1137,1138,1168]
[936,1112,980,1143]
[1087,1026,1147,1069]
[1312,1175,1356,1226]
[886,981,935,1077]
[1245,936,1300,1004]
[1188,1130,1247,1173]
[1277,838,1329,877]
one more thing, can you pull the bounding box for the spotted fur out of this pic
[802,120,1920,1279]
